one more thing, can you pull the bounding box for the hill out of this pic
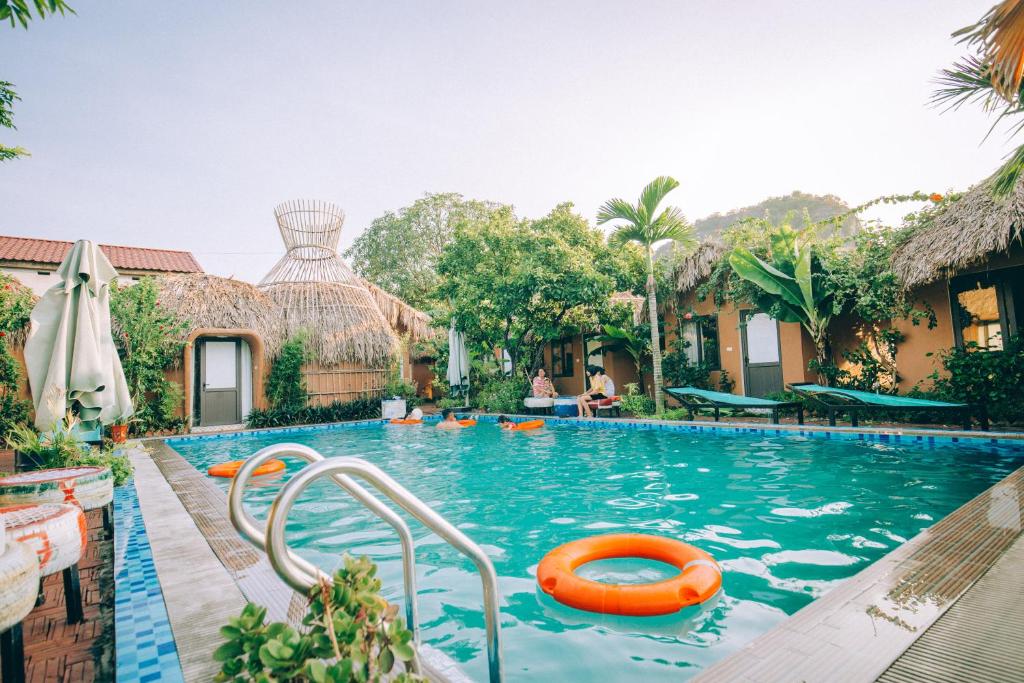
[692,191,859,238]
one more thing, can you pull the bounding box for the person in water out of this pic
[577,365,615,418]
[436,408,465,430]
[497,415,516,430]
[405,407,424,420]
[531,368,558,398]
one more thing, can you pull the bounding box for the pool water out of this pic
[171,423,1024,681]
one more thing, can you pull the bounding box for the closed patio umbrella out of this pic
[447,323,470,401]
[24,240,133,432]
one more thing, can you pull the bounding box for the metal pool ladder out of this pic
[226,443,504,682]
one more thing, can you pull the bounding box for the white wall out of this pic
[2,265,142,295]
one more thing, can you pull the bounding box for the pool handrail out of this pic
[225,443,420,644]
[265,456,504,683]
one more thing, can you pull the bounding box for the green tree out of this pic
[2,1,75,160]
[345,193,505,308]
[598,176,695,413]
[109,279,188,434]
[437,203,632,376]
[1,0,74,28]
[592,324,647,376]
[0,273,33,438]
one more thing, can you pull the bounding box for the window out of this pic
[583,335,605,370]
[950,269,1023,351]
[678,314,721,370]
[551,338,574,377]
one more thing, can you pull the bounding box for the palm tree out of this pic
[598,176,695,414]
[935,0,1024,196]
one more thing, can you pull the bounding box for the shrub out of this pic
[213,555,423,682]
[471,376,529,414]
[109,278,188,435]
[620,382,655,417]
[0,273,32,440]
[661,340,712,390]
[925,336,1024,426]
[717,369,735,394]
[266,334,309,413]
[245,397,380,429]
[5,417,134,486]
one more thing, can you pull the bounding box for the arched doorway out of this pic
[185,330,264,429]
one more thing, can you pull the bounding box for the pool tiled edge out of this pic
[694,465,1024,682]
[114,482,185,683]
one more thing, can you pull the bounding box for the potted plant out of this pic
[109,416,131,444]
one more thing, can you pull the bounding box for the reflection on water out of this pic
[172,424,1024,681]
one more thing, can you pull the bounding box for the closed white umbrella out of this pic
[24,240,133,432]
[446,324,470,400]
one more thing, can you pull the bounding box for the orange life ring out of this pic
[389,418,423,425]
[458,419,477,427]
[511,419,544,431]
[208,459,285,478]
[537,534,721,616]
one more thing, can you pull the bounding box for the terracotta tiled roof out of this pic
[0,235,203,273]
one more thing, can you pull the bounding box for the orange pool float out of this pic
[208,459,285,478]
[537,534,721,616]
[458,419,477,427]
[389,418,423,425]
[510,419,544,431]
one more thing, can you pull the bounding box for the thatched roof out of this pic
[892,177,1024,288]
[674,238,728,294]
[153,274,286,357]
[609,291,645,325]
[260,281,398,366]
[360,278,435,340]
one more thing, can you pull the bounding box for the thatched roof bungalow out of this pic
[892,177,1024,289]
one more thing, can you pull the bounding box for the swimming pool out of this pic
[169,421,1024,681]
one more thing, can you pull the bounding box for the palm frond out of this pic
[597,197,642,226]
[609,224,649,248]
[932,56,1008,111]
[954,0,1024,102]
[638,176,680,223]
[990,141,1024,196]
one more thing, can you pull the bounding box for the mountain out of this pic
[691,191,859,238]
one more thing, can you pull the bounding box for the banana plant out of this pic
[592,324,648,377]
[728,225,834,379]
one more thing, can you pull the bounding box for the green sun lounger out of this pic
[663,387,804,425]
[787,383,986,430]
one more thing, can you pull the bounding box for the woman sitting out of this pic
[577,365,615,418]
[531,368,558,398]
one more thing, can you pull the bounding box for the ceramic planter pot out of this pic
[110,424,128,443]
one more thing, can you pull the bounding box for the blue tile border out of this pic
[157,412,1024,452]
[115,482,185,683]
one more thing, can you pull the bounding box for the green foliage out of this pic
[345,193,506,308]
[438,202,634,375]
[925,336,1024,425]
[0,273,34,438]
[1,0,74,28]
[661,339,713,390]
[214,555,424,683]
[730,222,834,371]
[109,279,187,435]
[266,334,309,413]
[717,368,735,394]
[619,383,655,417]
[471,376,529,414]
[5,417,134,485]
[435,397,465,410]
[592,324,648,375]
[245,397,380,429]
[0,81,28,162]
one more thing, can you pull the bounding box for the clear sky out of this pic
[0,1,1011,283]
